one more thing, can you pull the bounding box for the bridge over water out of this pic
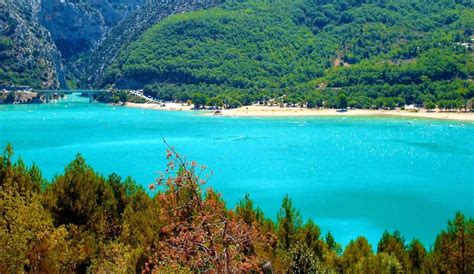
[35,90,108,103]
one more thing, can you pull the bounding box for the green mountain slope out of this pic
[101,0,473,108]
[76,0,223,88]
[103,1,337,89]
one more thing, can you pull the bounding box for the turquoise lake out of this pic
[1,94,473,247]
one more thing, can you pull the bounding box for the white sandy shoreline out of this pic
[121,103,474,122]
[216,106,474,122]
[123,102,193,111]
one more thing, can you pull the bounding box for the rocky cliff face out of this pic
[38,0,148,58]
[0,0,65,88]
[1,0,224,89]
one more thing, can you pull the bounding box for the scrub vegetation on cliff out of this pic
[0,0,63,88]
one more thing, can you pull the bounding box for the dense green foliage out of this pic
[1,144,473,272]
[105,1,336,87]
[316,47,474,109]
[103,0,336,106]
[102,0,474,109]
[94,90,146,104]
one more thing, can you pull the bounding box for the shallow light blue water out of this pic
[1,94,473,248]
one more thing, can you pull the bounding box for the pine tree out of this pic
[277,195,302,250]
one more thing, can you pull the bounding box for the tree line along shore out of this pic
[1,144,473,273]
[103,89,474,121]
[1,88,473,122]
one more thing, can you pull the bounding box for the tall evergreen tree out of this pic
[277,195,303,250]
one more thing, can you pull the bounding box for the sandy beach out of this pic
[124,102,194,111]
[123,102,474,122]
[217,105,474,121]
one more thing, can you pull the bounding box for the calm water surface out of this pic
[1,94,473,247]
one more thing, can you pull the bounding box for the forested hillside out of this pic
[78,0,224,88]
[1,144,473,272]
[3,0,472,101]
[101,0,474,109]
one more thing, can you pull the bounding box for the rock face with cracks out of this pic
[37,0,148,59]
[0,0,222,88]
[0,0,64,88]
